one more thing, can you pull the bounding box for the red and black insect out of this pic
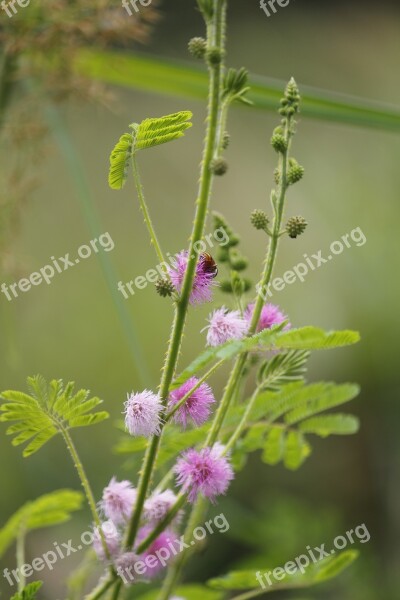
[200,252,218,278]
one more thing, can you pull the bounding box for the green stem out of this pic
[132,154,167,269]
[16,526,26,592]
[161,111,296,600]
[107,4,227,600]
[135,493,186,554]
[60,427,109,560]
[84,574,115,600]
[157,498,207,600]
[224,386,261,453]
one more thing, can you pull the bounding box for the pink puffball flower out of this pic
[137,527,179,577]
[174,443,234,503]
[245,302,290,333]
[168,251,217,305]
[204,306,248,346]
[168,377,215,428]
[93,520,121,561]
[100,477,137,525]
[115,552,140,585]
[124,390,162,437]
[144,489,178,523]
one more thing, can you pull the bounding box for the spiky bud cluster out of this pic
[287,158,304,185]
[279,77,301,117]
[250,209,269,231]
[286,216,307,239]
[207,47,224,66]
[220,278,252,294]
[222,131,230,149]
[270,127,287,153]
[213,212,239,247]
[188,37,207,59]
[210,157,228,175]
[155,278,175,297]
[229,250,248,271]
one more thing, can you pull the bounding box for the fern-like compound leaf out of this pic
[108,111,192,190]
[0,375,109,457]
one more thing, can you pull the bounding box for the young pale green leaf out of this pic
[108,132,133,190]
[298,414,360,437]
[312,549,359,582]
[262,425,286,465]
[0,376,109,457]
[11,581,43,600]
[283,430,312,470]
[208,570,264,591]
[274,327,360,350]
[133,111,193,151]
[283,383,360,425]
[257,350,310,391]
[0,490,83,559]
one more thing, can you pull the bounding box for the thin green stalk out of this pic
[161,102,297,600]
[84,575,115,600]
[108,4,228,600]
[135,493,186,554]
[224,386,261,453]
[157,497,207,600]
[132,154,167,269]
[16,526,26,592]
[123,0,226,551]
[60,426,110,561]
[230,582,308,600]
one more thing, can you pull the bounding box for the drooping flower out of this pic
[245,302,290,333]
[174,443,234,503]
[204,306,248,346]
[136,527,179,577]
[124,390,162,437]
[93,520,121,561]
[168,377,215,428]
[144,489,179,523]
[100,477,137,525]
[168,251,217,305]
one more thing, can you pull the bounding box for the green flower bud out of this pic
[271,132,287,153]
[188,37,207,59]
[287,159,304,184]
[220,280,233,293]
[222,131,230,149]
[274,167,281,185]
[217,247,230,263]
[250,209,269,231]
[207,47,224,66]
[210,157,228,175]
[155,278,175,297]
[286,216,307,239]
[242,278,252,292]
[230,251,248,271]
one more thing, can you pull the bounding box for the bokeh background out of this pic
[1,0,399,598]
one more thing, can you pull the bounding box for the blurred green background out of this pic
[1,0,399,598]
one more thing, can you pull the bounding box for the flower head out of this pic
[93,520,120,561]
[137,527,178,577]
[124,390,162,437]
[245,302,290,333]
[144,489,179,523]
[100,477,137,525]
[115,552,140,585]
[204,307,247,346]
[168,251,217,305]
[174,444,234,503]
[168,377,215,428]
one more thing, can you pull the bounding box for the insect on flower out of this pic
[200,252,218,277]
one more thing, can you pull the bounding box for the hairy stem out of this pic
[161,112,295,599]
[60,427,109,561]
[108,3,228,599]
